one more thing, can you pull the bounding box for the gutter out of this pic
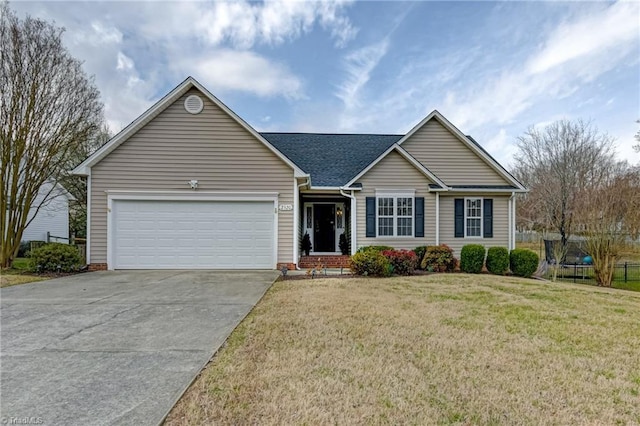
[509,191,517,251]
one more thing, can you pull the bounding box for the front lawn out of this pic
[1,257,46,287]
[166,275,640,425]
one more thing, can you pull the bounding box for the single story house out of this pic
[72,77,526,271]
[21,180,74,243]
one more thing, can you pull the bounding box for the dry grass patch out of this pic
[166,274,640,425]
[0,274,45,287]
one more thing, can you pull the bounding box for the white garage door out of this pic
[112,200,275,269]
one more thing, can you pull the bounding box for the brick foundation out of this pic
[299,255,351,269]
[88,263,107,271]
[277,263,297,271]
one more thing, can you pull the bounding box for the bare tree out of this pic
[513,120,617,256]
[576,168,640,287]
[1,3,104,267]
[634,119,639,154]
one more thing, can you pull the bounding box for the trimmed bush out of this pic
[356,245,395,253]
[300,233,312,255]
[350,250,392,277]
[413,246,428,269]
[509,248,539,278]
[339,233,349,255]
[460,244,486,274]
[29,243,82,273]
[421,244,456,272]
[17,241,31,257]
[382,249,418,276]
[486,247,510,275]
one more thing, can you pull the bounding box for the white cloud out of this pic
[443,1,639,131]
[191,50,304,99]
[335,38,390,130]
[527,1,638,75]
[116,52,134,71]
[145,0,357,49]
[485,129,519,168]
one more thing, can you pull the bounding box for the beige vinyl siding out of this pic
[355,151,436,249]
[439,194,510,257]
[90,89,294,266]
[402,119,510,186]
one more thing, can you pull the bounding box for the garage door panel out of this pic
[113,200,274,269]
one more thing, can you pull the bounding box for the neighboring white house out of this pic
[21,181,74,243]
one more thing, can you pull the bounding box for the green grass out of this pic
[166,274,640,425]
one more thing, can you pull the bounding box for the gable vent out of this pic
[184,95,204,114]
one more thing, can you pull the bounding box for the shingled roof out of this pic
[261,133,402,187]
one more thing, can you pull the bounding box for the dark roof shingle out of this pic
[261,133,402,187]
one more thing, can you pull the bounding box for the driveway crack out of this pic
[59,305,140,341]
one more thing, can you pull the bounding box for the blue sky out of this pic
[12,0,640,168]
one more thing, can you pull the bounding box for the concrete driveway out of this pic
[0,270,278,425]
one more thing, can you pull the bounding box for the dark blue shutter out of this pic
[483,199,493,238]
[366,197,376,237]
[454,198,464,238]
[415,197,424,237]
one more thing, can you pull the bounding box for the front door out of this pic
[314,204,335,252]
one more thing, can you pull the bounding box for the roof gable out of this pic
[344,144,447,189]
[72,77,305,177]
[398,110,525,189]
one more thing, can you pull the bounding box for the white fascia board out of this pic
[72,76,306,177]
[188,78,306,177]
[394,145,448,189]
[343,144,448,191]
[104,190,279,202]
[396,110,526,191]
[72,78,194,175]
[343,143,397,188]
[447,187,528,193]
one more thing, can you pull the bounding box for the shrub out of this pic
[460,244,486,274]
[413,246,428,268]
[29,243,82,273]
[486,247,510,275]
[382,249,418,275]
[509,248,539,278]
[300,233,312,255]
[350,250,392,277]
[17,241,31,257]
[356,245,394,253]
[339,233,349,255]
[421,245,456,272]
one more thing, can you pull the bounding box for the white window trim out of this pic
[464,197,483,238]
[375,190,416,238]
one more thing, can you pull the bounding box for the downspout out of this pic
[509,191,516,251]
[294,176,311,269]
[511,191,517,251]
[435,192,440,245]
[340,188,357,255]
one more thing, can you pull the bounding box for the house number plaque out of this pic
[278,204,293,211]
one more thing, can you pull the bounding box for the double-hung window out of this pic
[465,198,482,237]
[376,192,414,237]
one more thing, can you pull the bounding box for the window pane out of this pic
[397,197,413,216]
[467,218,481,237]
[378,197,393,217]
[378,217,394,236]
[467,199,481,217]
[397,217,413,236]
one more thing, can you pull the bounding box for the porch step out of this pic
[299,255,351,269]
